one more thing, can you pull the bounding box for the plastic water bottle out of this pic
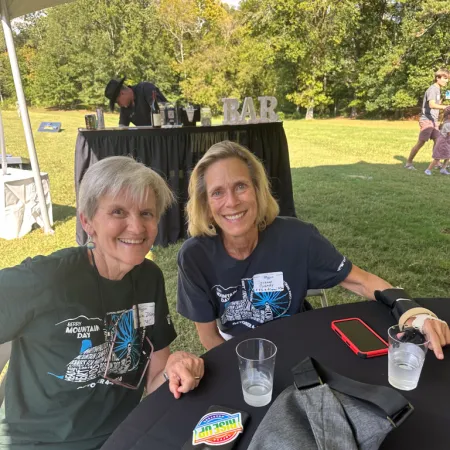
[96,108,105,129]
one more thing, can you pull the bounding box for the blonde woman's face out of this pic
[204,158,258,241]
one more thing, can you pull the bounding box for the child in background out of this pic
[425,107,450,175]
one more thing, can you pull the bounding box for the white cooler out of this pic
[0,168,53,240]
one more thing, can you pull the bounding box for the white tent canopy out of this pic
[6,0,72,20]
[0,0,75,235]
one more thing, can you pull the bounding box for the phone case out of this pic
[182,405,249,449]
[331,317,388,358]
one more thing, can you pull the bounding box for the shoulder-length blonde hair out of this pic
[187,140,280,237]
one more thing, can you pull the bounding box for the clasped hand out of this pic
[164,351,205,399]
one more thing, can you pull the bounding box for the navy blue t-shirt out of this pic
[177,217,353,336]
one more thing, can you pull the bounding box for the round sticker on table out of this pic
[192,411,244,446]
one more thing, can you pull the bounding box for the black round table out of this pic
[74,123,296,247]
[101,299,450,450]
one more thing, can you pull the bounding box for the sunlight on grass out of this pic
[284,119,433,168]
[1,111,448,355]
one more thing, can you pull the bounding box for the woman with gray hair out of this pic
[177,141,450,355]
[0,156,203,449]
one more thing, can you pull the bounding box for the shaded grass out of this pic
[1,112,448,355]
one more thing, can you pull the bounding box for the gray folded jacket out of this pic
[248,358,413,450]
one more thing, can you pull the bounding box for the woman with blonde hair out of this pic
[177,141,450,356]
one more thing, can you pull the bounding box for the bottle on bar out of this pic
[151,90,161,128]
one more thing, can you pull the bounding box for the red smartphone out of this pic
[331,318,388,358]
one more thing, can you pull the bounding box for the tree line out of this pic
[0,0,449,118]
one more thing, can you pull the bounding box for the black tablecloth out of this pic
[102,298,450,450]
[74,123,296,247]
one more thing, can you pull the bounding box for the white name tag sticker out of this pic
[253,272,284,293]
[138,302,155,327]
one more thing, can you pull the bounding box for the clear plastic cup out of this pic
[236,338,277,407]
[201,107,212,126]
[388,325,428,391]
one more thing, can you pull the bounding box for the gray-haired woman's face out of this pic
[88,188,158,268]
[204,157,258,242]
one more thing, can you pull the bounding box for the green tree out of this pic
[242,0,359,118]
[0,13,44,106]
[30,0,177,108]
[2,0,448,116]
[350,0,450,116]
[180,1,279,113]
[0,34,15,105]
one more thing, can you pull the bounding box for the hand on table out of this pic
[406,316,450,360]
[422,318,450,360]
[164,351,204,399]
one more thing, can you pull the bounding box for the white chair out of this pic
[306,289,329,308]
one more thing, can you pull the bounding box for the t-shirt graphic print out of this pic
[48,308,147,389]
[216,275,292,328]
[178,217,353,336]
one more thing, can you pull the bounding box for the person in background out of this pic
[405,68,449,170]
[104,77,167,127]
[424,106,450,175]
[177,140,450,355]
[0,156,203,450]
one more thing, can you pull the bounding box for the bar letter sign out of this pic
[222,97,279,125]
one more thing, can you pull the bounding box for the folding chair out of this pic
[306,289,329,308]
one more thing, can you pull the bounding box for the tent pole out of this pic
[0,0,53,234]
[0,108,7,175]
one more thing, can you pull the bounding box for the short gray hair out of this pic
[79,156,174,220]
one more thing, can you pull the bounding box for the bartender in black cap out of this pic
[105,77,167,126]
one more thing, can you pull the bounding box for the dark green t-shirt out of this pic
[0,247,177,449]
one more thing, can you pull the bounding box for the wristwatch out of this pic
[163,371,170,382]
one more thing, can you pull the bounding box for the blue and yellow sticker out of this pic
[192,411,244,446]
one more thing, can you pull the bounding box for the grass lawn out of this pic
[1,110,448,355]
